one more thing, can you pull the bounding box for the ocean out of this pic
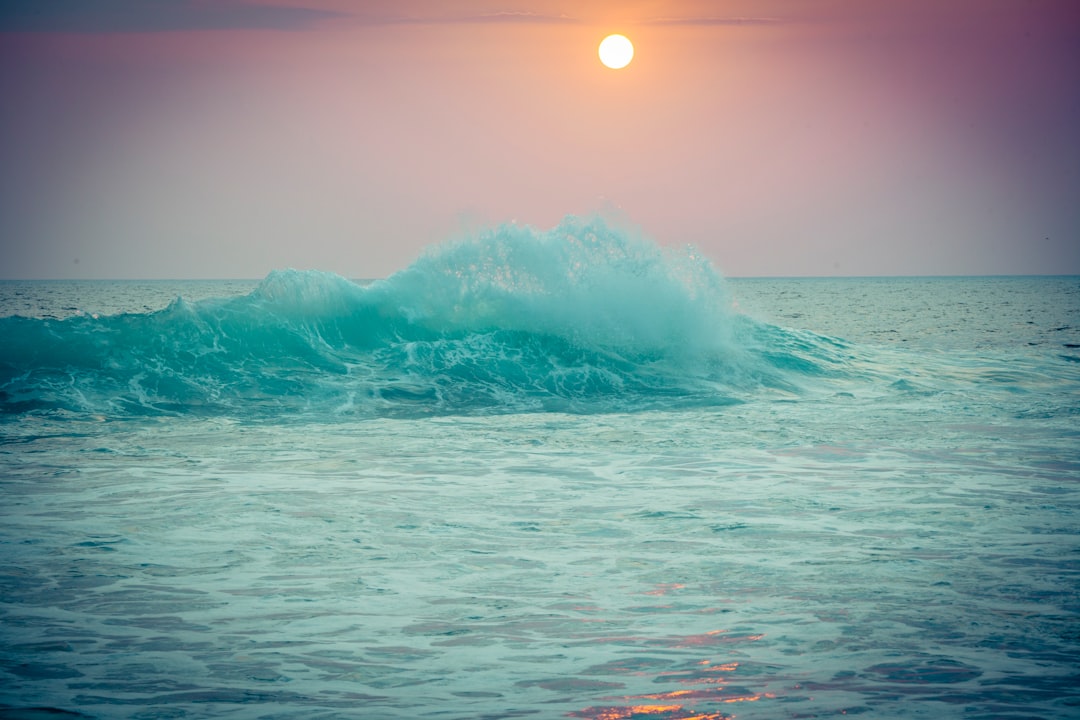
[2,217,1078,719]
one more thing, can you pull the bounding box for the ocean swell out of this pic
[0,217,848,418]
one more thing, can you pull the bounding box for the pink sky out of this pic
[1,0,1077,278]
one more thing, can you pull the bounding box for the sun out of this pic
[598,34,634,69]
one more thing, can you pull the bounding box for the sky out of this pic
[1,0,1078,279]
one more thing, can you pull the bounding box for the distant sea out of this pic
[2,217,1078,719]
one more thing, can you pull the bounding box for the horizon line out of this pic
[3,273,1078,282]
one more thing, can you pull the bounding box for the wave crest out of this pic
[0,216,845,418]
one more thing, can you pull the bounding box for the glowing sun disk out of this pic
[599,34,634,69]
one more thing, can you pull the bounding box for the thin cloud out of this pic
[355,10,578,25]
[643,16,784,26]
[474,10,575,23]
[0,0,346,34]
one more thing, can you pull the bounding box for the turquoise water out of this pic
[2,218,1079,719]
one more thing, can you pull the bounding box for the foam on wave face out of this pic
[0,216,848,418]
[372,217,734,353]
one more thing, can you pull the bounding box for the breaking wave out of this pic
[0,216,853,418]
